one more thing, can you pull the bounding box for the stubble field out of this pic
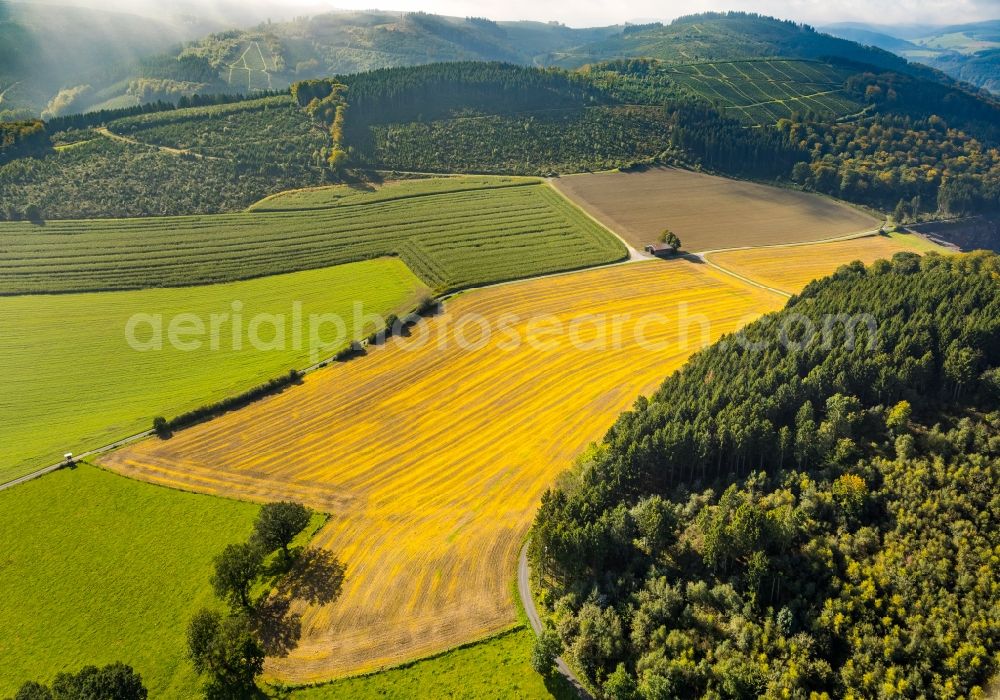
[551,167,879,252]
[707,232,952,294]
[100,260,783,683]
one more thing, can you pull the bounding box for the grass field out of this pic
[707,232,953,294]
[551,167,879,252]
[288,626,571,699]
[0,464,259,698]
[0,178,625,295]
[0,259,425,483]
[109,95,327,165]
[662,60,862,125]
[100,260,782,683]
[248,176,536,212]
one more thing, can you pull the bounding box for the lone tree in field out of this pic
[252,501,311,562]
[152,416,169,438]
[210,542,264,610]
[187,609,264,698]
[659,229,681,253]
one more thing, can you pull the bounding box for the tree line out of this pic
[529,252,1000,698]
[0,120,49,165]
[44,90,285,133]
[784,114,1000,217]
[186,500,341,698]
[335,62,609,136]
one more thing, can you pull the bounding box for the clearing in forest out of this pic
[551,167,879,253]
[100,260,782,683]
[707,232,953,294]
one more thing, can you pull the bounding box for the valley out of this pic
[1,6,998,699]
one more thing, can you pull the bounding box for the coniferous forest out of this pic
[530,252,1000,699]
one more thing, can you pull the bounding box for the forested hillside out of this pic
[0,130,327,219]
[825,20,1000,95]
[110,95,327,168]
[332,62,806,178]
[554,13,949,82]
[3,11,999,221]
[332,58,1000,210]
[0,120,47,165]
[72,11,618,112]
[530,252,1000,698]
[0,1,197,117]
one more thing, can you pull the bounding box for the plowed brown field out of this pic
[99,260,781,683]
[552,167,879,252]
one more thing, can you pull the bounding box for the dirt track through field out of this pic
[552,167,879,252]
[99,260,781,683]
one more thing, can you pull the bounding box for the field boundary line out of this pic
[248,179,542,213]
[0,429,153,492]
[95,126,222,160]
[698,256,791,298]
[698,226,881,257]
[546,178,649,261]
[518,542,594,700]
[268,624,526,692]
[699,227,889,298]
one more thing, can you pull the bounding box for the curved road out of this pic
[518,542,595,700]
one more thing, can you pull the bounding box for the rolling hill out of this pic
[88,11,620,109]
[0,1,200,117]
[0,5,619,117]
[824,20,1000,94]
[548,12,946,80]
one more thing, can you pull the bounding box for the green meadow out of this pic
[289,627,575,700]
[0,259,426,482]
[0,465,259,697]
[248,175,537,211]
[0,178,625,295]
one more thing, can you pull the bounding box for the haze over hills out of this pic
[824,19,1000,93]
[3,6,619,115]
[3,3,999,118]
[2,2,1000,698]
[0,1,215,116]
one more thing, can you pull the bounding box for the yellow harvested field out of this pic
[100,260,782,683]
[552,167,879,252]
[708,233,950,294]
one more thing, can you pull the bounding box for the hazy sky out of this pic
[38,0,1000,28]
